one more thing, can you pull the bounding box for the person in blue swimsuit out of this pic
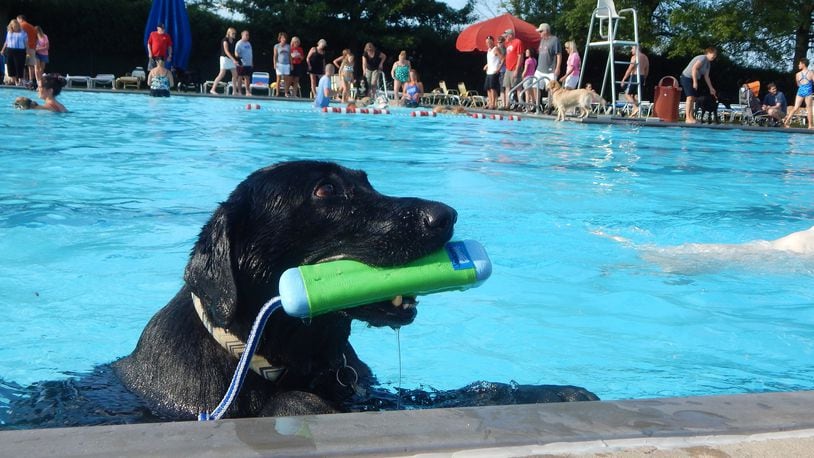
[400,69,424,108]
[783,58,814,129]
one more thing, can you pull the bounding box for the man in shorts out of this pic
[16,15,37,86]
[147,23,173,71]
[502,29,523,110]
[533,23,561,112]
[234,30,253,96]
[619,46,649,117]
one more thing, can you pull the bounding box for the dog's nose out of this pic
[422,203,457,234]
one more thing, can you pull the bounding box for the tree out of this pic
[655,0,812,70]
[499,0,812,71]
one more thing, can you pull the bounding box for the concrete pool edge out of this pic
[3,390,814,457]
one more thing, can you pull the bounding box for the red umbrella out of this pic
[455,13,541,52]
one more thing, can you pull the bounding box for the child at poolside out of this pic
[15,73,67,112]
[332,49,354,103]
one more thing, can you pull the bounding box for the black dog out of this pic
[3,161,596,428]
[694,93,720,124]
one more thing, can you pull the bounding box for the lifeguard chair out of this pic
[579,0,641,116]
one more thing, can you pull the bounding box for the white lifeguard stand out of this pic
[579,0,642,116]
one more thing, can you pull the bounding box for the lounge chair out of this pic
[426,80,459,105]
[457,82,485,107]
[65,75,91,88]
[202,80,227,94]
[91,74,115,89]
[249,71,271,96]
[115,67,146,90]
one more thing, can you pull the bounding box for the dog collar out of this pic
[191,293,285,383]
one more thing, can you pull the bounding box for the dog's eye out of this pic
[314,183,336,198]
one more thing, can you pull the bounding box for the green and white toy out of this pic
[278,240,492,318]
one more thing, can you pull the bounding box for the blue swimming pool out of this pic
[1,89,813,424]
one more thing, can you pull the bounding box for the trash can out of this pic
[653,76,681,122]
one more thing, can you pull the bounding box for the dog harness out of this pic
[191,293,285,383]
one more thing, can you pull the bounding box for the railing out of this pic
[508,75,550,113]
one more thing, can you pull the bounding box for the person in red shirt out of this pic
[502,29,523,110]
[16,15,37,85]
[147,23,173,70]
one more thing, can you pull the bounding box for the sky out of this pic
[450,0,503,20]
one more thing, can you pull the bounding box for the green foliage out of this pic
[656,0,806,70]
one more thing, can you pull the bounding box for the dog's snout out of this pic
[422,204,457,234]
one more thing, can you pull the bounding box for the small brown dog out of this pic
[546,80,594,121]
[14,96,38,110]
[432,105,467,115]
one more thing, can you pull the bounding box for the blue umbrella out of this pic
[144,0,192,70]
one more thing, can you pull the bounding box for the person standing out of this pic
[620,46,650,117]
[783,58,814,129]
[34,26,49,89]
[147,23,173,71]
[273,32,291,97]
[306,39,328,98]
[390,50,411,101]
[533,23,561,111]
[362,42,386,97]
[502,29,523,109]
[234,30,253,96]
[483,35,504,110]
[16,15,36,86]
[680,47,717,124]
[521,48,537,110]
[332,49,355,103]
[289,36,305,97]
[761,82,787,125]
[1,19,27,86]
[209,27,238,95]
[559,40,581,90]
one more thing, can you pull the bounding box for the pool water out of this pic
[1,89,813,419]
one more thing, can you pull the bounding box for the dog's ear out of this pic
[184,205,239,328]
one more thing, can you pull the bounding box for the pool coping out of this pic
[3,390,814,457]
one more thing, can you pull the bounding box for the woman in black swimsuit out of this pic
[306,39,327,99]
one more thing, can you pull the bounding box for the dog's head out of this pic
[184,161,457,338]
[546,79,562,92]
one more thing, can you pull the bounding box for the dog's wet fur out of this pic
[694,93,720,124]
[2,161,596,429]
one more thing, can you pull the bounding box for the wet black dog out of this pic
[3,161,596,428]
[694,93,720,124]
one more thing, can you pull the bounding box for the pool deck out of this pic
[3,390,814,457]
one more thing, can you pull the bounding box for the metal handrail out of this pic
[508,75,550,112]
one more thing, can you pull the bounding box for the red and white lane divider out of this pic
[471,113,521,121]
[322,107,390,114]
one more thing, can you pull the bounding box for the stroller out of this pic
[738,81,770,125]
[173,68,201,93]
